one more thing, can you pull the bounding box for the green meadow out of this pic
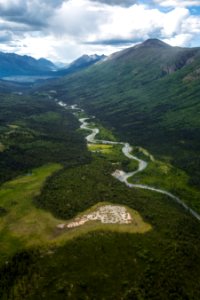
[128,150,200,213]
[0,164,62,262]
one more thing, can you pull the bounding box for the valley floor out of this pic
[1,97,200,299]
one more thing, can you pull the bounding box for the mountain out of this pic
[69,54,106,68]
[56,54,106,76]
[37,58,56,70]
[44,39,200,186]
[0,52,56,77]
[0,51,106,80]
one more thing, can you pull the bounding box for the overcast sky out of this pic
[0,0,200,63]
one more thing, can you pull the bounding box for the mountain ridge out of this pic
[0,52,57,77]
[0,51,106,79]
[56,54,106,76]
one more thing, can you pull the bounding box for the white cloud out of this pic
[76,3,191,45]
[50,0,107,38]
[163,33,193,46]
[48,2,192,45]
[15,35,60,60]
[95,5,163,41]
[153,0,200,7]
[0,0,200,62]
[182,15,200,34]
[161,7,189,37]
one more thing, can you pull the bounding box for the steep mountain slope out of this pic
[0,52,56,77]
[44,39,200,186]
[56,54,106,76]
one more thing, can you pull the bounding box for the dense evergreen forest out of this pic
[0,92,90,183]
[0,85,200,299]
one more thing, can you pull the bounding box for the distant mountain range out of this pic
[0,52,56,77]
[45,38,200,186]
[0,52,106,79]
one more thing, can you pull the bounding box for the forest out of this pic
[0,92,90,184]
[1,88,200,299]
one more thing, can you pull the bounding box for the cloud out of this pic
[0,0,64,27]
[153,0,200,7]
[161,7,189,37]
[89,0,137,6]
[46,1,200,60]
[85,37,143,45]
[0,30,13,43]
[0,0,199,62]
[49,0,107,38]
[81,4,190,45]
[163,33,193,46]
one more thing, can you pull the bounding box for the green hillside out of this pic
[46,39,200,187]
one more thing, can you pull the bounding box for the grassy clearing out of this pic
[95,122,117,142]
[8,124,19,129]
[128,157,200,212]
[0,143,5,152]
[80,117,117,142]
[88,143,113,154]
[0,163,63,262]
[57,202,151,236]
[132,146,155,162]
[89,141,138,173]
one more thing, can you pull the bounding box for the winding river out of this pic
[58,101,200,222]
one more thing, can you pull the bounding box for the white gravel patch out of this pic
[66,205,132,229]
